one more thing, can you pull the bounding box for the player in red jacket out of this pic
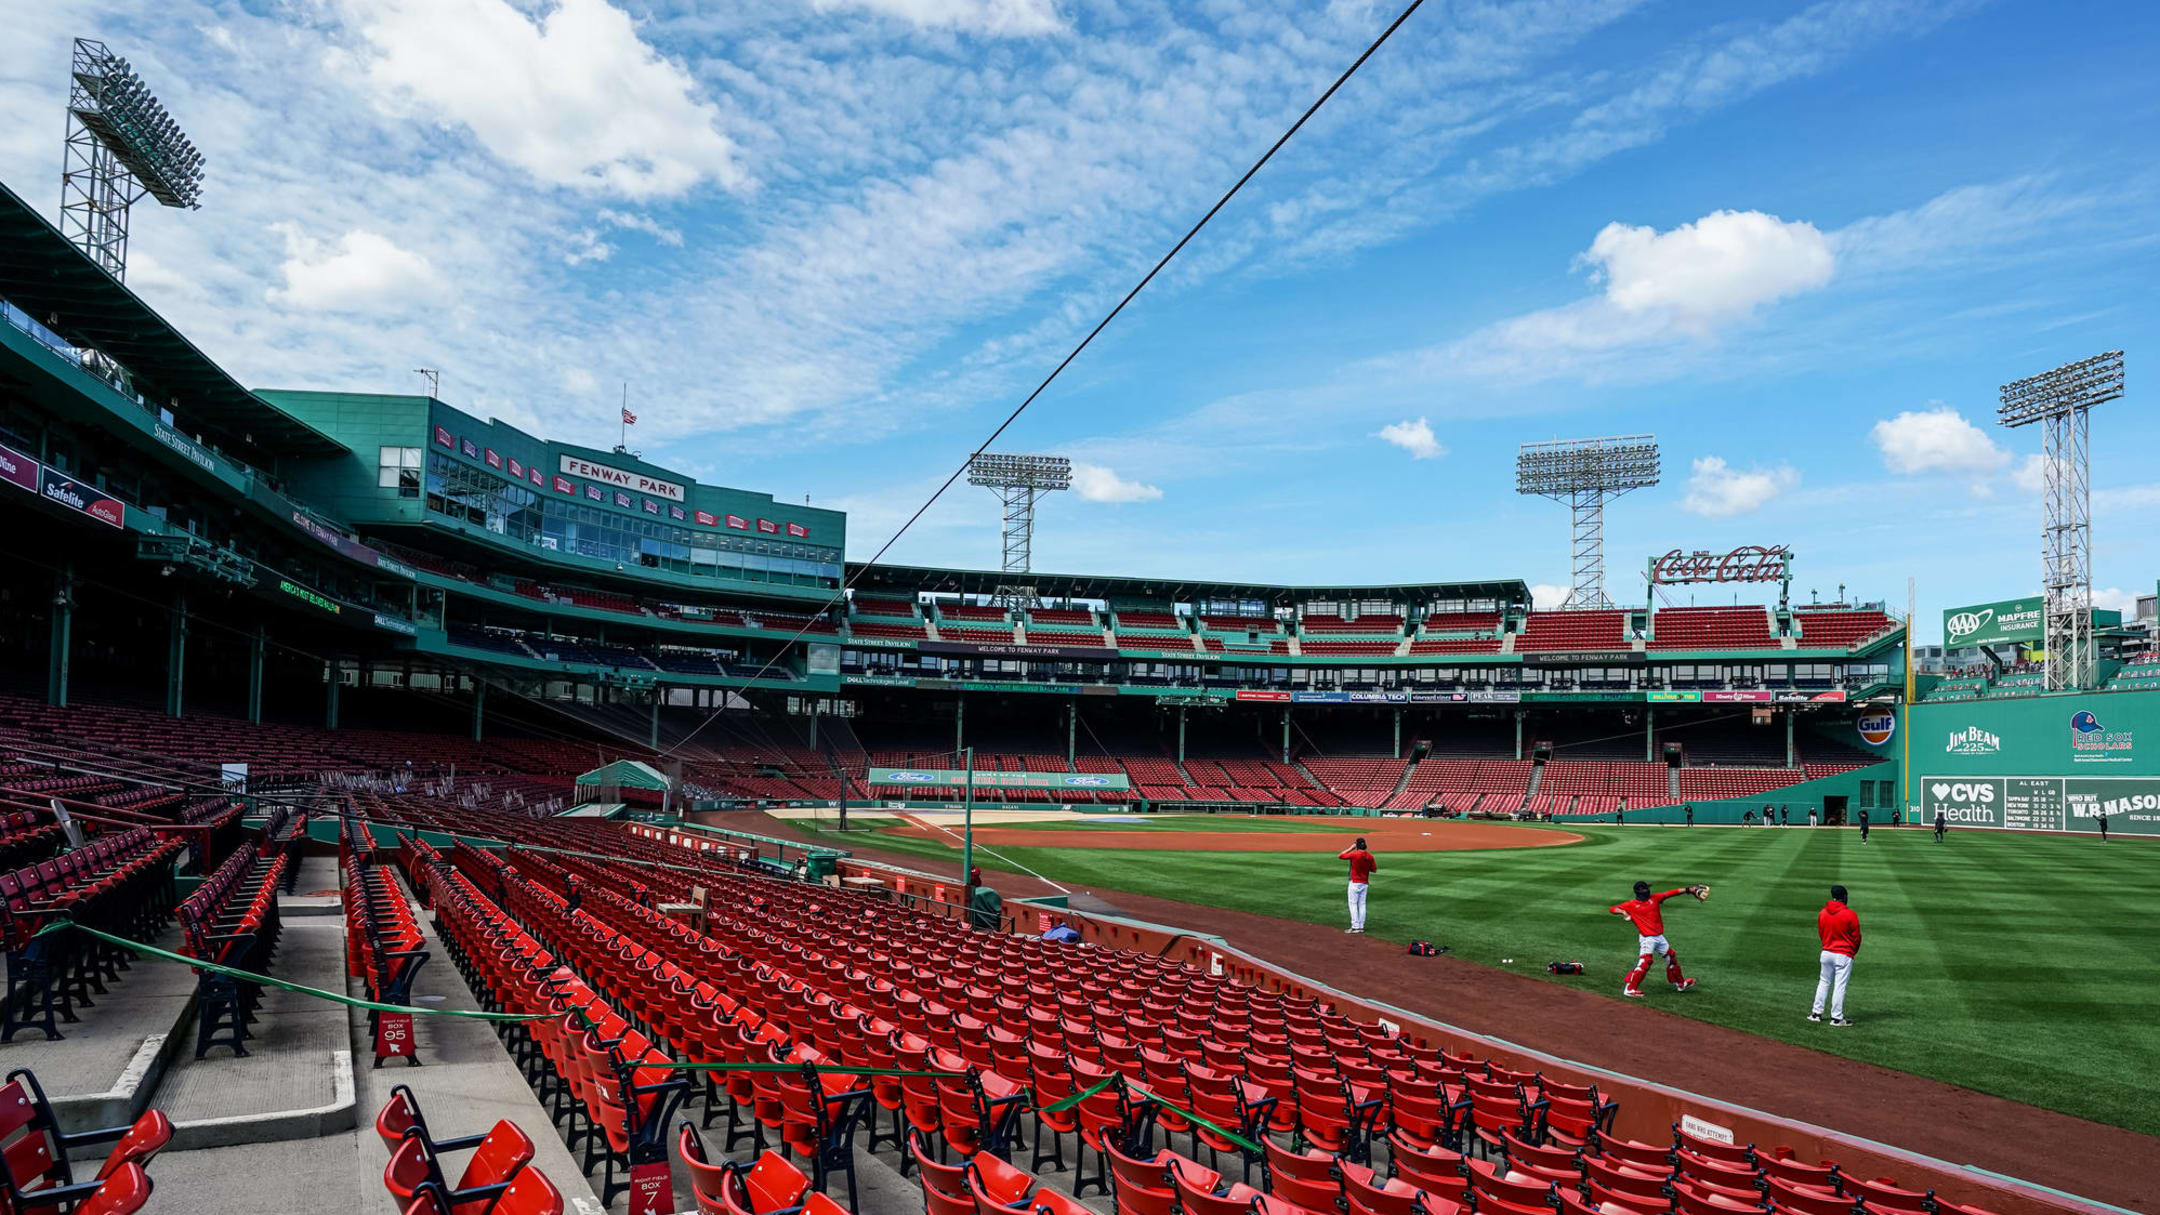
[1609,880,1700,997]
[1808,884,1861,1026]
[1338,839,1377,933]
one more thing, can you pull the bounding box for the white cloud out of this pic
[1429,209,1836,380]
[597,209,684,247]
[268,228,442,312]
[332,0,745,199]
[1870,405,2009,476]
[1071,462,1162,504]
[808,0,1064,36]
[2092,587,2142,616]
[2011,452,2049,495]
[1581,210,1834,334]
[1680,455,1799,517]
[563,368,598,396]
[1374,417,1445,460]
[1529,583,1573,611]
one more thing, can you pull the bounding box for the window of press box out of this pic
[378,446,422,497]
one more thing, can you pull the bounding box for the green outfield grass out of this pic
[797,819,2160,1135]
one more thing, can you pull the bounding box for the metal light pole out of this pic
[960,746,976,906]
[967,453,1071,611]
[1516,436,1661,609]
[1998,351,2123,692]
[60,38,205,280]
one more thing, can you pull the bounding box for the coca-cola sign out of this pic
[1649,544,1790,585]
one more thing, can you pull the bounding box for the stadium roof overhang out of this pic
[846,562,1527,607]
[0,182,345,456]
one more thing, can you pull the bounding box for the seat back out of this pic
[72,1163,154,1215]
[455,1120,536,1196]
[384,1134,444,1203]
[95,1110,174,1182]
[376,1088,428,1152]
[494,1165,565,1215]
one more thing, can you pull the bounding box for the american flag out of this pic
[621,407,637,425]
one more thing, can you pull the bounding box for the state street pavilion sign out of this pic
[868,768,1130,792]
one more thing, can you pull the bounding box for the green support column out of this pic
[1177,707,1187,764]
[1067,701,1077,768]
[46,566,73,708]
[961,747,976,895]
[650,696,662,750]
[165,597,188,718]
[1393,708,1402,758]
[955,695,965,755]
[246,625,266,725]
[808,710,818,751]
[1514,710,1523,760]
[1281,708,1291,764]
[471,679,486,741]
[325,663,341,729]
[1646,706,1655,762]
[1786,709,1797,768]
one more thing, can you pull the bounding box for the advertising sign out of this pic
[2068,708,2135,764]
[1649,544,1791,585]
[1921,774,2160,835]
[1856,711,1896,747]
[1942,597,2043,649]
[1235,690,1291,703]
[0,441,42,493]
[868,768,1130,792]
[38,468,124,528]
[920,640,1118,662]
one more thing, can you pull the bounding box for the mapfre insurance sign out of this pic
[558,455,685,502]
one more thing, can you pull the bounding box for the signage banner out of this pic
[1649,544,1791,585]
[1292,690,1349,703]
[868,767,1131,792]
[374,1011,414,1061]
[507,457,523,478]
[670,505,687,521]
[484,448,501,468]
[726,514,747,530]
[1701,690,1773,703]
[1920,774,2160,835]
[151,422,220,476]
[1235,690,1291,703]
[1522,650,1646,665]
[695,510,718,526]
[919,640,1119,662]
[288,510,417,580]
[1648,691,1698,703]
[642,498,660,515]
[434,426,453,448]
[757,518,779,534]
[554,476,574,493]
[1856,710,1896,747]
[627,1162,673,1215]
[613,491,633,508]
[787,522,810,538]
[1943,597,2043,649]
[558,454,686,502]
[277,578,342,616]
[0,441,42,493]
[461,439,478,458]
[529,466,545,487]
[38,468,124,528]
[373,612,418,636]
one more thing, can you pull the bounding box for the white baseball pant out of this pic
[1347,881,1368,932]
[1812,950,1853,1018]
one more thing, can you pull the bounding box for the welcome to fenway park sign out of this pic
[1649,544,1791,585]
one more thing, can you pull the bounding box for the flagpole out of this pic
[620,383,627,450]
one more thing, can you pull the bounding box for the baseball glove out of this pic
[1687,883,1711,902]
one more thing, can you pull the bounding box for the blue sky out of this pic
[2,0,2154,640]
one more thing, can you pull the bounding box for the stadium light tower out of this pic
[59,37,205,281]
[1999,350,2124,692]
[967,452,1070,609]
[1516,435,1661,610]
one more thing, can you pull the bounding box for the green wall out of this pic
[262,390,431,525]
[1906,687,2160,835]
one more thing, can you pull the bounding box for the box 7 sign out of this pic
[627,1161,673,1215]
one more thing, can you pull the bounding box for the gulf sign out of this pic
[1857,711,1896,747]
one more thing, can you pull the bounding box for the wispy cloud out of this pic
[1374,417,1445,460]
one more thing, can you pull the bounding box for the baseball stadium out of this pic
[0,13,2154,1215]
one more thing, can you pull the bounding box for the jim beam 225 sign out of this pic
[1649,544,1791,585]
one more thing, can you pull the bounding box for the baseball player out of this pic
[1338,838,1377,934]
[1808,884,1861,1026]
[1933,811,1947,843]
[1608,880,1706,998]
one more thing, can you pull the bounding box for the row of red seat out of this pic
[0,826,181,1042]
[0,1068,168,1215]
[177,821,300,1059]
[377,1086,565,1215]
[342,821,431,1065]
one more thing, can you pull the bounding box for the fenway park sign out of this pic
[1649,544,1791,585]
